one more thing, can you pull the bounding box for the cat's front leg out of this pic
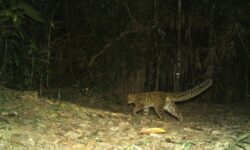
[143,107,150,118]
[154,107,164,118]
[132,104,143,116]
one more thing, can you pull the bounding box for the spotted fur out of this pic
[127,79,213,121]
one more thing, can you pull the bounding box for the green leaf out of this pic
[228,133,249,150]
[182,141,195,150]
[17,3,45,23]
[14,54,20,66]
[13,14,18,23]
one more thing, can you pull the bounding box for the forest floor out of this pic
[0,85,249,150]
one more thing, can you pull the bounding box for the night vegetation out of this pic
[0,1,250,149]
[0,0,249,103]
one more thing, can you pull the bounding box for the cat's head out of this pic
[127,93,136,104]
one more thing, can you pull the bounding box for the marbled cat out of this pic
[127,79,213,121]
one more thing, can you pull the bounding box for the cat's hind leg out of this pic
[163,100,183,121]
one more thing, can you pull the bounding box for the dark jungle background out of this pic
[0,0,249,104]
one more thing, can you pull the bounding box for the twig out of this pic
[45,5,57,94]
[0,40,8,75]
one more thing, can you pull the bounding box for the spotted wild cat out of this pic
[127,79,213,121]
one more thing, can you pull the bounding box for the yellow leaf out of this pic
[140,127,166,134]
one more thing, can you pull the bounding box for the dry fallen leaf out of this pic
[140,127,166,134]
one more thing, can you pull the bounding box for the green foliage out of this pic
[228,133,249,150]
[182,141,195,150]
[0,0,46,89]
[0,0,249,100]
[17,3,45,23]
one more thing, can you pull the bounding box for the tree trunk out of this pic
[239,34,249,102]
[174,0,182,91]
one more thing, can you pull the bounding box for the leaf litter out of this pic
[0,86,249,150]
